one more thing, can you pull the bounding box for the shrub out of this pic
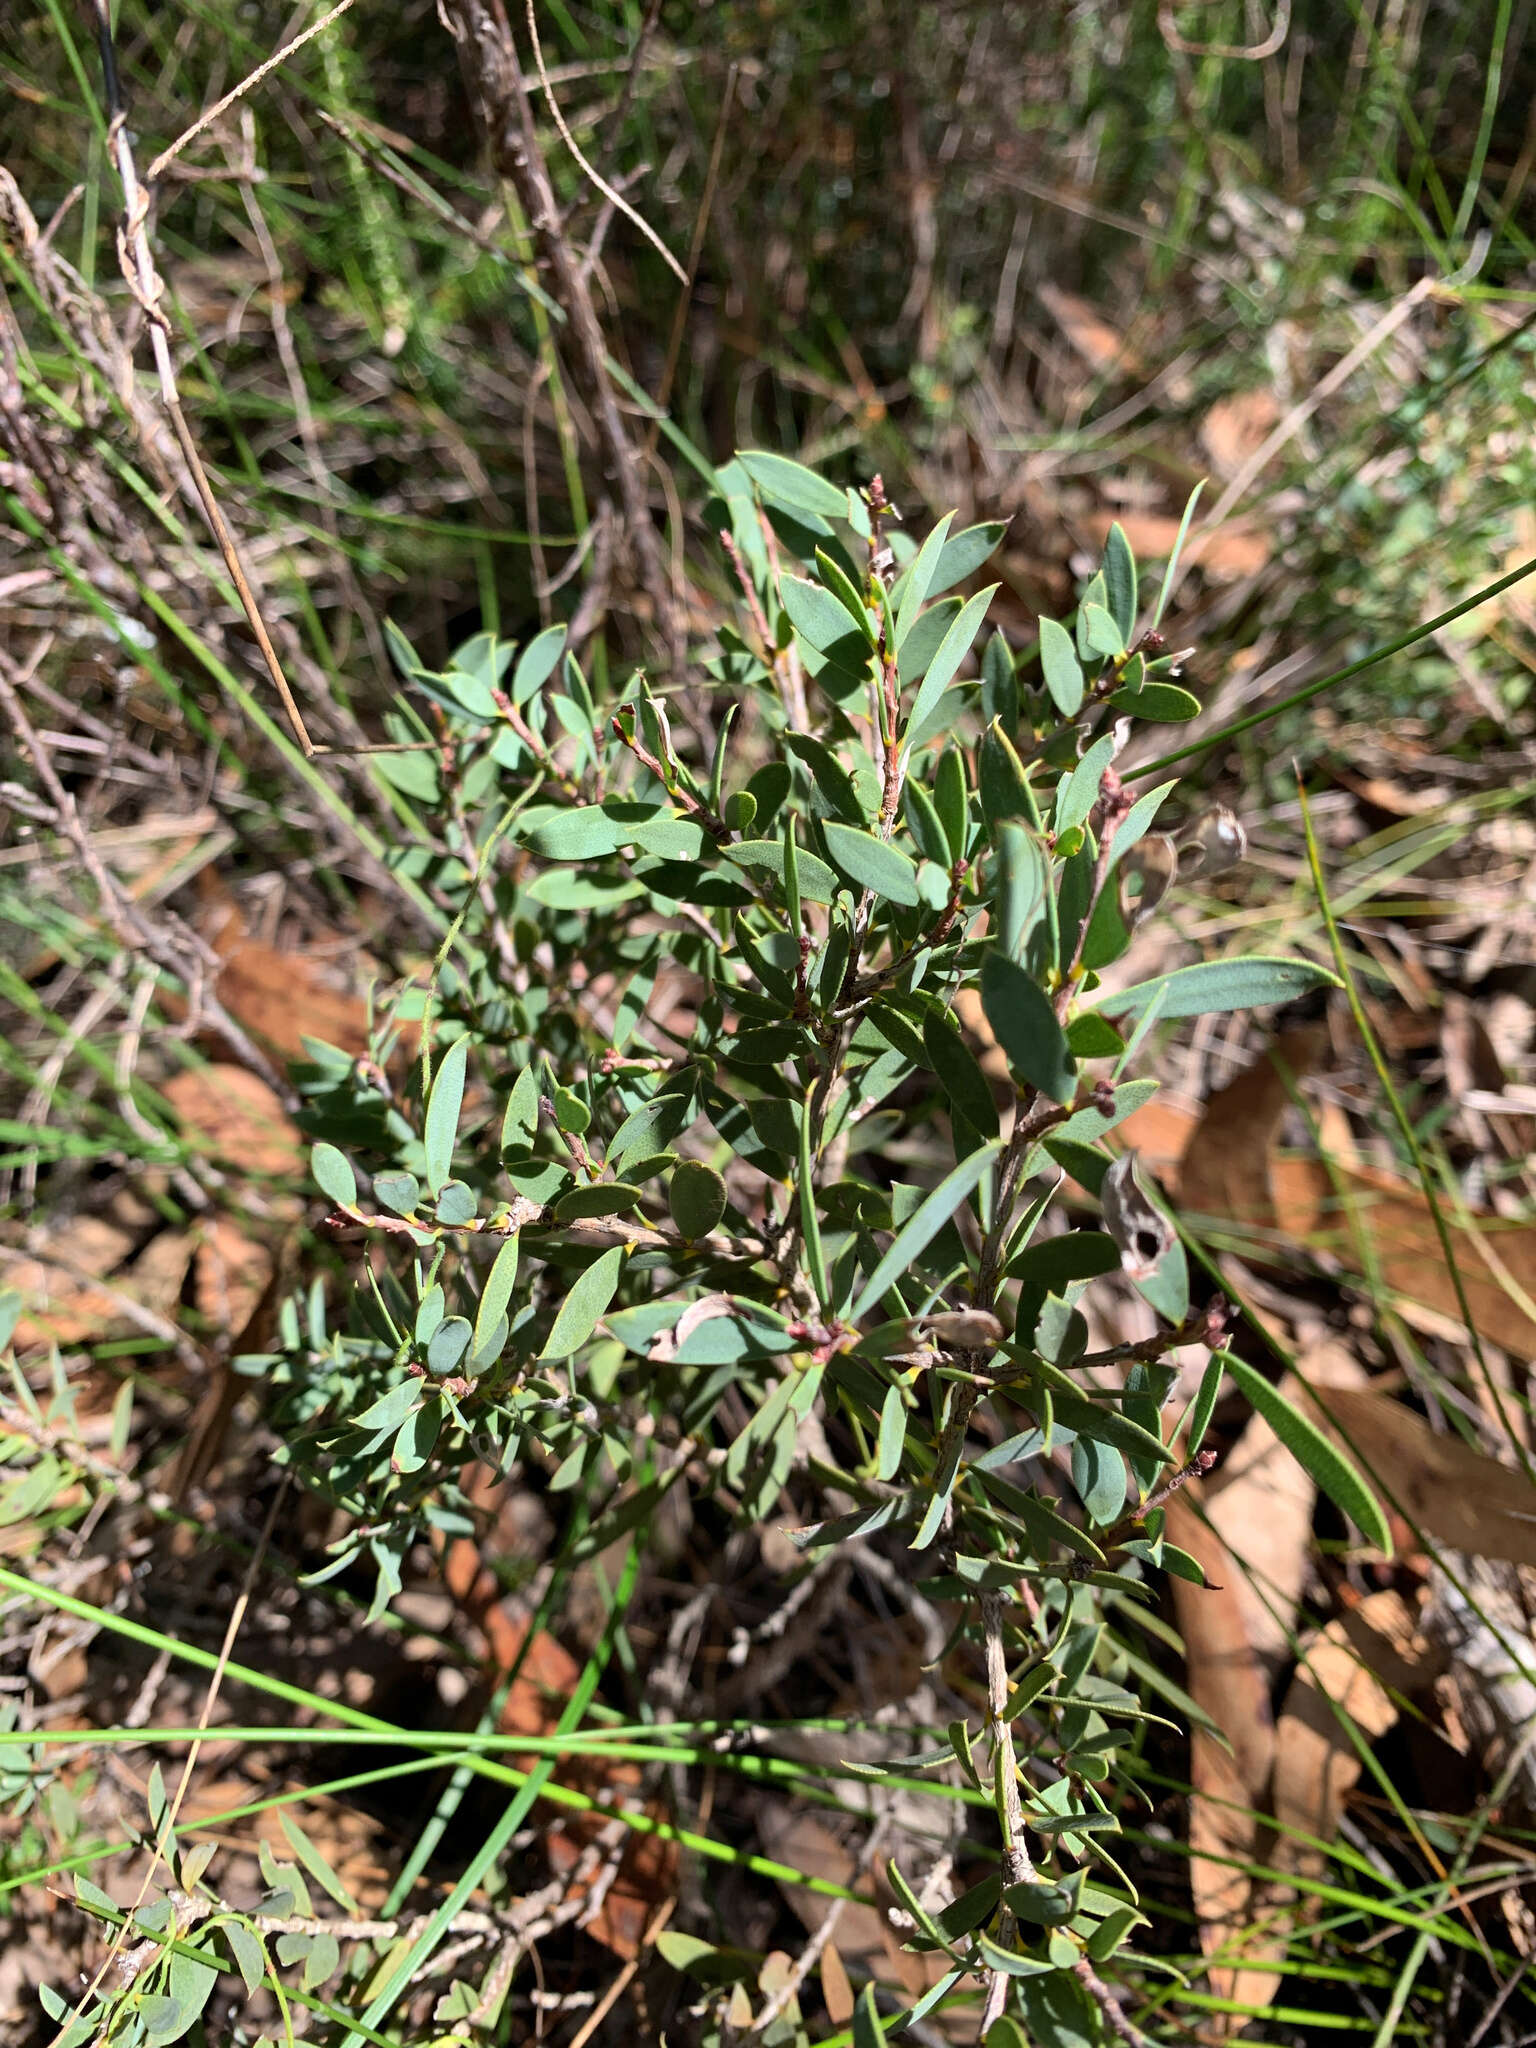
[253,455,1362,2038]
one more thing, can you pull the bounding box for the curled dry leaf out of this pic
[1101,1151,1174,1279]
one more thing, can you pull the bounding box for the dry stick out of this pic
[145,0,364,181]
[0,650,291,1104]
[442,0,679,652]
[522,0,685,284]
[90,0,415,761]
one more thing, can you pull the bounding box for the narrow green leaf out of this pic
[822,822,921,905]
[552,1182,643,1221]
[925,519,1007,599]
[786,732,866,823]
[739,448,848,520]
[540,1245,625,1359]
[852,1138,1003,1319]
[311,1142,356,1211]
[354,1379,421,1434]
[1102,522,1138,642]
[798,1101,831,1311]
[1092,955,1341,1020]
[935,746,969,862]
[511,624,566,703]
[923,1010,999,1137]
[1081,601,1124,659]
[1056,734,1118,836]
[853,1983,883,2048]
[1182,1353,1223,1455]
[894,510,956,643]
[223,1919,266,1996]
[1221,1353,1392,1551]
[904,778,952,867]
[904,583,1000,740]
[877,1382,906,1482]
[782,574,865,653]
[1106,681,1200,722]
[815,548,878,643]
[1038,617,1084,717]
[980,953,1076,1104]
[726,837,837,904]
[279,1809,360,1913]
[423,1036,470,1196]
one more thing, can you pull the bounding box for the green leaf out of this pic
[1093,954,1342,1020]
[727,838,837,904]
[852,1138,1003,1320]
[393,1400,441,1472]
[1102,522,1138,642]
[1106,681,1201,722]
[877,1383,907,1481]
[785,733,866,823]
[926,519,1007,599]
[373,1169,420,1215]
[423,1035,470,1196]
[782,574,865,654]
[1183,1354,1224,1456]
[435,1179,477,1226]
[552,1181,642,1220]
[474,1236,520,1354]
[853,1983,884,2048]
[894,510,956,642]
[354,1379,421,1434]
[739,448,848,520]
[311,1142,356,1211]
[815,548,878,643]
[502,1064,540,1150]
[1081,601,1124,658]
[521,804,631,859]
[980,953,1076,1104]
[540,1245,625,1359]
[511,624,566,703]
[1007,1231,1120,1289]
[904,584,1000,741]
[279,1809,359,1913]
[904,778,952,867]
[935,746,969,862]
[1038,617,1084,717]
[426,1317,472,1375]
[1073,1435,1128,1525]
[1065,1014,1124,1059]
[1221,1353,1392,1551]
[897,596,961,689]
[1056,733,1118,836]
[223,1918,266,1995]
[923,1010,999,1137]
[670,1160,727,1239]
[822,822,921,905]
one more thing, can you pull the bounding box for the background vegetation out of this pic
[2,1,1536,2043]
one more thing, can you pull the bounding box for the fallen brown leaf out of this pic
[1176,1032,1536,1356]
[10,1218,192,1352]
[163,1064,304,1178]
[1085,510,1272,582]
[1199,389,1281,477]
[1163,1492,1282,2039]
[199,893,372,1061]
[1270,1592,1428,1899]
[1303,1384,1536,1569]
